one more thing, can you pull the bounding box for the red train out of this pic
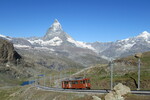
[62,77,91,89]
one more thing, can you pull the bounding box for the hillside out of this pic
[0,39,150,99]
[0,39,27,86]
[29,51,150,90]
[115,51,150,67]
[0,39,52,86]
[71,50,150,90]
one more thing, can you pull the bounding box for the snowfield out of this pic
[28,37,63,46]
[67,37,96,51]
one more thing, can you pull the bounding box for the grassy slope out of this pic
[0,86,103,100]
[0,51,150,99]
[74,59,150,90]
[115,51,150,67]
[41,50,150,90]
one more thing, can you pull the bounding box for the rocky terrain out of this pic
[0,39,21,63]
[0,38,50,86]
[114,51,150,67]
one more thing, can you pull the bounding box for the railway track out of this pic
[36,85,150,95]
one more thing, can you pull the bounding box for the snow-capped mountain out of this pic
[0,34,12,40]
[26,19,95,51]
[0,19,96,53]
[0,19,105,67]
[43,19,70,41]
[1,19,150,60]
[91,31,150,58]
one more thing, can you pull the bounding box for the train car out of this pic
[62,77,91,89]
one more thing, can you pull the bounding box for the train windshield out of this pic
[87,80,90,83]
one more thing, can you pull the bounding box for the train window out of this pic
[72,81,75,84]
[72,81,78,84]
[75,81,78,84]
[64,81,68,84]
[80,81,83,84]
[83,80,85,84]
[86,80,90,83]
[69,81,73,84]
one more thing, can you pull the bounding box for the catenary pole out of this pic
[110,60,113,90]
[134,53,142,90]
[137,58,141,90]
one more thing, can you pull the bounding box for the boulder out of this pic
[114,83,131,96]
[105,91,124,100]
[0,39,21,63]
[92,96,101,100]
[105,83,131,100]
[134,53,142,58]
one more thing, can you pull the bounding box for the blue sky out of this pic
[0,0,150,42]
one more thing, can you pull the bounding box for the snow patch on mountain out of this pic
[14,44,31,48]
[34,47,55,52]
[116,31,150,52]
[123,43,135,49]
[67,37,96,51]
[136,31,150,44]
[28,37,63,46]
[137,31,150,39]
[0,34,12,40]
[119,38,129,42]
[117,43,135,52]
[101,55,113,61]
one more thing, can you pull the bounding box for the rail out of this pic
[35,85,150,95]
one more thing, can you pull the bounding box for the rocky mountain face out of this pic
[0,39,37,84]
[0,39,21,63]
[43,19,70,41]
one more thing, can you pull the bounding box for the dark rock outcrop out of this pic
[0,39,21,63]
[0,39,33,84]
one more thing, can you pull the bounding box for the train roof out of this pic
[62,77,89,81]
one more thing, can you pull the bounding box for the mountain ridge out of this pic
[0,19,150,60]
[0,19,107,68]
[96,31,150,58]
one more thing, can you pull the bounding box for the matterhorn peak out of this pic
[43,19,71,41]
[54,19,59,23]
[50,19,62,31]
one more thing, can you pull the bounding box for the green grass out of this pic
[72,64,150,90]
[115,51,150,68]
[0,87,20,100]
[125,94,150,100]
